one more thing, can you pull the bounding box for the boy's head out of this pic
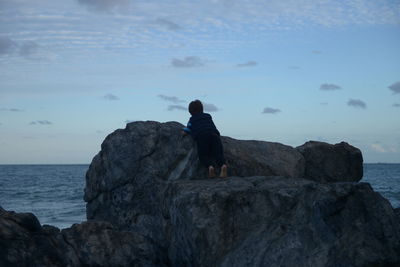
[189,100,203,115]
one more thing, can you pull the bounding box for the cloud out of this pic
[289,66,301,70]
[158,95,185,103]
[103,93,119,100]
[154,18,181,31]
[347,99,366,109]
[320,83,341,91]
[171,56,204,68]
[19,41,39,58]
[393,103,400,108]
[237,61,258,67]
[167,105,186,111]
[30,120,53,125]
[388,81,400,94]
[203,103,218,112]
[0,108,24,112]
[0,38,43,60]
[262,107,281,114]
[77,0,129,12]
[0,37,16,55]
[320,102,329,106]
[371,143,386,153]
[312,50,322,54]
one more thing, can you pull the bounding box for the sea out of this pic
[0,164,399,229]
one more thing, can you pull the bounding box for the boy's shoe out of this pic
[208,166,216,178]
[220,164,228,178]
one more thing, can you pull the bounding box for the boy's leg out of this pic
[196,133,213,168]
[210,134,226,167]
[210,134,228,178]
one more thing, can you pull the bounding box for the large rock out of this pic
[84,121,306,239]
[296,141,363,183]
[2,121,392,266]
[164,176,400,266]
[85,122,362,233]
[0,206,163,267]
[0,207,75,267]
[82,121,397,266]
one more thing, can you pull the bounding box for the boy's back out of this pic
[185,112,219,140]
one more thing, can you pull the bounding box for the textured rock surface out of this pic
[82,121,397,266]
[0,206,163,267]
[85,121,363,233]
[164,176,400,266]
[296,141,363,183]
[2,121,395,267]
[84,121,306,239]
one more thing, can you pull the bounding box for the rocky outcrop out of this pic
[296,141,363,183]
[84,121,308,240]
[2,121,397,267]
[0,206,163,266]
[164,176,400,266]
[82,121,396,266]
[84,121,363,232]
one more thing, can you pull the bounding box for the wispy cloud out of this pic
[237,61,257,67]
[347,99,366,109]
[167,105,186,111]
[154,18,181,31]
[0,37,43,60]
[262,107,281,114]
[171,56,204,68]
[103,93,119,100]
[320,83,341,91]
[203,103,218,112]
[30,120,53,125]
[371,143,386,153]
[0,37,16,55]
[312,50,322,54]
[19,41,39,58]
[388,81,400,94]
[0,108,24,112]
[77,0,130,13]
[393,103,400,108]
[289,66,301,70]
[158,95,185,103]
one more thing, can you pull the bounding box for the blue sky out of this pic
[0,0,399,164]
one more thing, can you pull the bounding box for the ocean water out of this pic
[0,164,399,229]
[0,165,87,229]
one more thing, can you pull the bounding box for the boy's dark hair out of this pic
[189,100,203,115]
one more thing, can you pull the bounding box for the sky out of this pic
[0,0,399,164]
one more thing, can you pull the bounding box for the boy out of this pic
[182,100,228,178]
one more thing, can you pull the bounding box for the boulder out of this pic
[0,207,74,267]
[61,221,166,266]
[85,122,363,234]
[2,121,395,267]
[84,121,306,239]
[164,176,400,266]
[0,207,163,267]
[296,141,363,183]
[82,121,397,266]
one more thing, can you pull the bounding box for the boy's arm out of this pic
[182,122,192,135]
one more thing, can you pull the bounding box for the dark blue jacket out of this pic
[183,112,220,140]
